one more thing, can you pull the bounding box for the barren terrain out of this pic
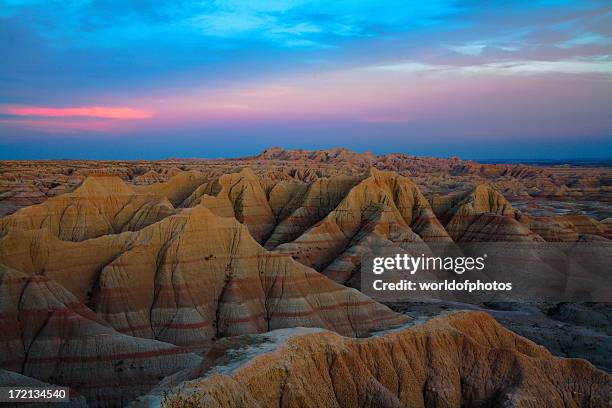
[0,148,610,407]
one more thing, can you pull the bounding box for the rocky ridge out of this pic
[156,311,612,408]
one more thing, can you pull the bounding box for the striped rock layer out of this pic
[2,167,606,251]
[526,214,607,242]
[439,184,544,242]
[272,168,451,284]
[1,170,606,293]
[180,169,607,270]
[436,184,610,243]
[0,264,200,407]
[178,168,276,242]
[160,311,612,408]
[1,150,609,219]
[0,171,207,242]
[181,168,453,285]
[0,168,609,407]
[0,205,407,352]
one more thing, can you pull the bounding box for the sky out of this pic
[0,0,611,160]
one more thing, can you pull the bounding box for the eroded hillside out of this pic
[154,312,612,408]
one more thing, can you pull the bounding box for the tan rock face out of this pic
[176,170,607,276]
[0,264,201,407]
[1,170,606,296]
[133,170,166,185]
[0,170,213,242]
[0,175,177,241]
[270,169,450,284]
[0,204,407,351]
[0,172,410,406]
[217,168,276,242]
[179,168,278,241]
[134,170,206,207]
[440,184,543,242]
[521,214,607,242]
[160,311,612,408]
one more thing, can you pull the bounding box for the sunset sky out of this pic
[1,0,611,159]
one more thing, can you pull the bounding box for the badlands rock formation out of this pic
[0,171,210,241]
[1,148,609,218]
[3,166,606,292]
[435,184,542,242]
[174,167,455,286]
[271,169,451,285]
[179,168,276,242]
[0,154,609,407]
[0,171,415,406]
[173,168,609,288]
[159,311,612,408]
[0,207,405,351]
[0,263,200,406]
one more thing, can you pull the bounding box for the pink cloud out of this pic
[0,105,152,119]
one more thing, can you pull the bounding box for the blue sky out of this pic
[0,0,611,159]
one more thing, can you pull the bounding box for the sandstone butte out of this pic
[434,183,542,242]
[0,167,606,301]
[432,182,607,243]
[0,173,407,405]
[269,168,451,281]
[151,311,612,408]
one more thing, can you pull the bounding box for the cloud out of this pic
[194,11,276,38]
[190,2,360,48]
[366,57,612,77]
[0,105,153,119]
[364,62,452,74]
[558,32,609,48]
[448,43,487,56]
[463,59,612,76]
[191,9,333,48]
[447,42,522,56]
